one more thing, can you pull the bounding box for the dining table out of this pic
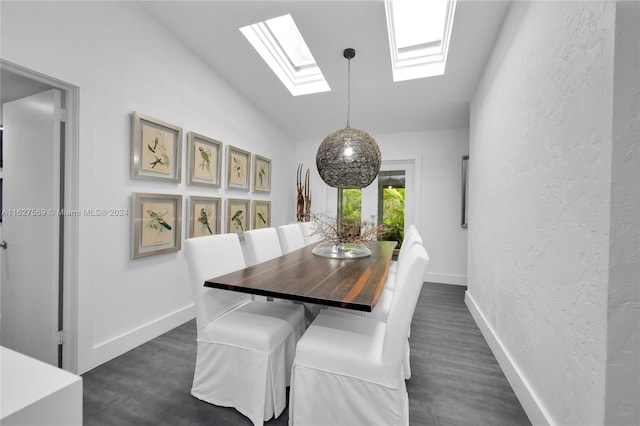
[204,240,397,312]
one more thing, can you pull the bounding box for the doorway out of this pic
[377,170,406,248]
[0,60,79,372]
[340,159,417,251]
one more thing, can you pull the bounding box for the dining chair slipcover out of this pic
[327,224,424,322]
[385,224,423,291]
[326,235,428,379]
[244,227,293,304]
[244,227,283,265]
[185,234,306,426]
[277,224,307,254]
[299,221,323,245]
[288,244,430,426]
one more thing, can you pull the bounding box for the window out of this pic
[384,0,457,82]
[338,188,362,223]
[240,14,330,96]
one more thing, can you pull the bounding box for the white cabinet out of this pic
[0,346,82,425]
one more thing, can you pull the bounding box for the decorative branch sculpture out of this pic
[310,213,388,245]
[296,163,305,222]
[304,168,311,222]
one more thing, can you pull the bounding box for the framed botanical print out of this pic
[226,198,250,236]
[252,200,271,230]
[253,155,271,193]
[187,132,222,187]
[226,145,251,191]
[131,112,182,182]
[132,193,182,259]
[189,196,221,238]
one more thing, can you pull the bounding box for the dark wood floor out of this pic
[83,283,530,425]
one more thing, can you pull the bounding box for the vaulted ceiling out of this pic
[140,1,511,142]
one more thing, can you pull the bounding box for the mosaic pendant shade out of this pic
[316,127,381,188]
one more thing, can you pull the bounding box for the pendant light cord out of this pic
[346,57,351,129]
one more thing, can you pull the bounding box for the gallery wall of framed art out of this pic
[129,111,275,258]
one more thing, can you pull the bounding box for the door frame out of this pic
[1,59,80,372]
[362,159,418,234]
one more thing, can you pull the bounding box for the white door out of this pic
[1,89,62,367]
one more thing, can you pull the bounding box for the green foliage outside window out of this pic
[340,189,362,222]
[380,187,405,246]
[338,186,405,246]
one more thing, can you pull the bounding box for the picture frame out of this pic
[226,145,251,191]
[252,154,272,193]
[187,132,222,188]
[461,155,469,229]
[189,196,222,238]
[226,198,250,236]
[131,112,182,182]
[252,200,271,229]
[132,193,182,259]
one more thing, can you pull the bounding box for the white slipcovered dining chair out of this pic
[299,221,323,245]
[288,244,430,425]
[326,232,427,379]
[184,234,306,426]
[244,227,289,303]
[244,227,283,265]
[276,223,306,254]
[337,227,424,322]
[366,225,424,325]
[385,224,423,290]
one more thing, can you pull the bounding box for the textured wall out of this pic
[605,2,640,425]
[468,2,615,424]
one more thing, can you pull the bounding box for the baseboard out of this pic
[424,272,467,286]
[465,291,554,426]
[89,304,195,372]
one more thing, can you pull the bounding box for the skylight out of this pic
[385,0,457,82]
[240,14,330,96]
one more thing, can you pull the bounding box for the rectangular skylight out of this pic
[240,14,330,96]
[385,0,457,82]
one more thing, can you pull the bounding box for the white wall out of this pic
[468,2,616,425]
[1,1,296,373]
[605,2,640,425]
[296,127,469,285]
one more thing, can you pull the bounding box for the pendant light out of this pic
[316,48,381,189]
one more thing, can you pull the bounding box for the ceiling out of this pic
[1,2,511,140]
[139,1,511,142]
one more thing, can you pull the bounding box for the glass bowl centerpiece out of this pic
[310,213,388,259]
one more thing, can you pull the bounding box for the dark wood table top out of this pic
[205,241,397,312]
